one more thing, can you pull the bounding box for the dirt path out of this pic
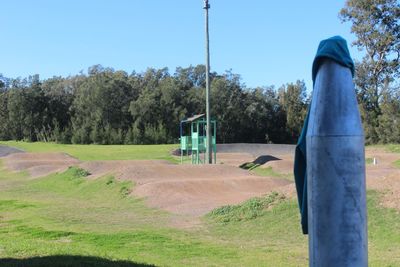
[1,148,291,217]
[365,148,400,210]
[81,161,291,216]
[1,144,399,217]
[3,152,80,178]
[0,145,23,157]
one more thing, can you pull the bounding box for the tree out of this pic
[376,91,400,143]
[71,66,133,144]
[41,76,76,143]
[0,78,10,140]
[279,80,308,142]
[0,65,313,145]
[339,0,400,143]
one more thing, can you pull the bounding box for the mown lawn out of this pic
[0,141,178,162]
[394,159,400,169]
[0,143,399,266]
[0,164,309,267]
[385,144,400,153]
[0,164,400,266]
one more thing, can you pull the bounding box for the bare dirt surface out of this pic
[216,152,254,166]
[365,148,400,210]
[217,143,295,157]
[0,145,23,157]
[0,146,292,218]
[262,154,294,174]
[3,152,80,178]
[81,161,291,216]
[1,144,399,219]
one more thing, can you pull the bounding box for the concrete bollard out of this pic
[306,59,368,267]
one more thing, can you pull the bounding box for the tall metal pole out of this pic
[204,0,212,164]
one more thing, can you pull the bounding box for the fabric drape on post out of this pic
[294,36,354,234]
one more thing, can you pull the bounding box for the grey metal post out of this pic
[307,59,368,266]
[204,0,212,164]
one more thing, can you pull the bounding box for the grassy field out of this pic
[0,163,309,267]
[240,162,293,181]
[0,141,178,162]
[385,144,400,153]
[394,159,400,169]
[0,143,400,266]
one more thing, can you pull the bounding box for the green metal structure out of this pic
[179,114,216,164]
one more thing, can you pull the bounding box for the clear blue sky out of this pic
[0,0,363,91]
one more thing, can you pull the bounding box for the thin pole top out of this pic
[203,0,210,9]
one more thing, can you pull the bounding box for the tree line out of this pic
[0,0,398,145]
[339,0,400,144]
[0,66,308,145]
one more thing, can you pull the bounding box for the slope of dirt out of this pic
[217,143,295,156]
[80,160,173,179]
[2,144,398,217]
[3,152,80,178]
[0,145,24,157]
[261,154,294,174]
[81,161,291,216]
[2,149,292,217]
[216,152,254,166]
[365,148,400,210]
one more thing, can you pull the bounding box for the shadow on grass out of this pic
[0,255,156,267]
[240,155,281,170]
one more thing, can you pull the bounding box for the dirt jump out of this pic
[3,152,80,178]
[1,144,399,217]
[0,145,23,157]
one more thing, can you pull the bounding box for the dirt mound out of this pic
[274,183,297,198]
[365,148,400,210]
[261,154,294,174]
[3,152,80,178]
[217,143,296,157]
[81,161,291,216]
[134,178,286,216]
[133,169,290,216]
[0,145,24,157]
[3,145,398,217]
[80,160,173,179]
[2,151,292,217]
[216,152,254,166]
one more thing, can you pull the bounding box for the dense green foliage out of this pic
[340,0,400,144]
[0,67,307,145]
[1,1,399,145]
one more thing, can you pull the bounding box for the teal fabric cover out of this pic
[294,36,354,234]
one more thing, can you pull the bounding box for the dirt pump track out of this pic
[1,144,399,217]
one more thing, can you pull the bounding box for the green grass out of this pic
[366,157,373,164]
[366,144,400,167]
[394,159,400,168]
[239,162,260,170]
[369,144,400,154]
[0,164,244,266]
[1,164,399,266]
[367,191,400,267]
[385,144,400,153]
[207,192,286,223]
[0,142,400,266]
[0,141,178,162]
[205,190,400,267]
[240,162,293,181]
[252,166,293,180]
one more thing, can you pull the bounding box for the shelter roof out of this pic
[181,114,205,123]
